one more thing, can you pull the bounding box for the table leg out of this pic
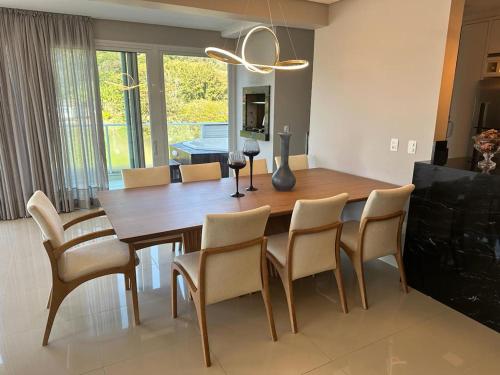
[182,228,202,253]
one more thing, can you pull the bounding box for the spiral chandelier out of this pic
[205,1,309,74]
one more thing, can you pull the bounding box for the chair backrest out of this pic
[200,205,271,305]
[360,184,415,261]
[122,166,170,188]
[26,191,65,248]
[180,162,222,183]
[232,158,268,177]
[275,154,309,171]
[288,193,348,280]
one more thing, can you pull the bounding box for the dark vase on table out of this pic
[228,151,246,198]
[243,139,260,191]
[272,130,296,191]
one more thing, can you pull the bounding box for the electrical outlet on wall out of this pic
[408,140,417,154]
[390,138,399,152]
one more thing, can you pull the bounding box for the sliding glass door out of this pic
[96,47,231,188]
[96,50,152,189]
[163,54,229,177]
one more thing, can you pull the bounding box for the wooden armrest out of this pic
[53,228,116,258]
[63,208,106,230]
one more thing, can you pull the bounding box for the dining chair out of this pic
[266,193,349,333]
[27,191,140,346]
[232,158,268,177]
[179,162,222,183]
[122,165,170,188]
[122,165,183,259]
[340,184,415,309]
[171,205,276,366]
[274,154,309,171]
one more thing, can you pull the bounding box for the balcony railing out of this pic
[103,122,229,174]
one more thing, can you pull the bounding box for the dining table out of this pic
[98,168,398,253]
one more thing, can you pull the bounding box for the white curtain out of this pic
[0,8,108,220]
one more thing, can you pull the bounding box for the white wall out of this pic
[309,0,453,185]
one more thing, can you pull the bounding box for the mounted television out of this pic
[240,85,270,141]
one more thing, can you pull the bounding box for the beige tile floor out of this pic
[0,211,498,375]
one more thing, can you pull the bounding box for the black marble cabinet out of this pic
[404,159,500,332]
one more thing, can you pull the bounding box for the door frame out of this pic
[95,40,235,169]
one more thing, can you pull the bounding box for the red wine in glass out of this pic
[228,152,247,198]
[243,140,260,191]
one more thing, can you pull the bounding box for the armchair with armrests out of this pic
[27,191,140,346]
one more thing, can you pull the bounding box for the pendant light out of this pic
[205,0,309,74]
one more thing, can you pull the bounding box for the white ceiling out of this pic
[0,0,259,34]
[0,0,339,36]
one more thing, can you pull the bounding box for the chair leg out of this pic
[46,288,52,309]
[261,260,277,341]
[394,251,409,293]
[352,257,368,310]
[171,267,179,318]
[42,289,65,346]
[333,267,348,314]
[129,270,140,325]
[279,270,297,334]
[124,275,131,291]
[193,297,211,367]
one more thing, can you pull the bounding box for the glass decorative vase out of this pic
[473,129,500,174]
[272,130,296,191]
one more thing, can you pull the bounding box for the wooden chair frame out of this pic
[171,237,277,367]
[266,221,347,334]
[127,234,183,288]
[42,209,140,346]
[340,210,408,310]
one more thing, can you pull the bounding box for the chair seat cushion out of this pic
[340,220,360,252]
[173,251,200,288]
[266,232,289,266]
[58,238,130,282]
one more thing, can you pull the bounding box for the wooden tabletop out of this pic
[98,168,397,244]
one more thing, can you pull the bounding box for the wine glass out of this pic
[228,151,247,198]
[243,139,260,191]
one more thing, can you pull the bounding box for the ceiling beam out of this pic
[100,0,330,29]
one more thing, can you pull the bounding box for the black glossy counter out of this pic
[403,158,500,332]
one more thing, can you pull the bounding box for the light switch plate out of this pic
[390,138,399,152]
[408,140,417,154]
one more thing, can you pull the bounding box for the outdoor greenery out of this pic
[96,52,228,171]
[163,55,228,123]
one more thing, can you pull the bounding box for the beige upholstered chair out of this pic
[122,166,182,254]
[340,184,415,309]
[179,162,222,183]
[232,158,268,177]
[27,191,139,346]
[266,194,349,333]
[171,206,276,366]
[274,154,309,171]
[122,165,170,188]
